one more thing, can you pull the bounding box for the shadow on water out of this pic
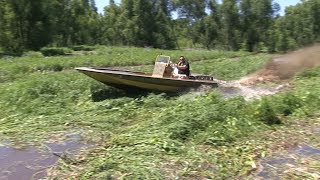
[256,144,320,179]
[0,133,93,180]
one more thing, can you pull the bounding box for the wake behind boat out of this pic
[76,55,218,92]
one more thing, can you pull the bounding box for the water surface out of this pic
[0,134,91,179]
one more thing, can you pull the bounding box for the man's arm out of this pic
[178,64,187,70]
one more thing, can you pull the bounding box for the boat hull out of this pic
[76,67,218,92]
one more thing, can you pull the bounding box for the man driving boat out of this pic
[173,56,190,79]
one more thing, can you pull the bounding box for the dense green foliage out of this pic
[0,0,319,54]
[0,46,251,83]
[0,47,319,178]
[40,47,73,56]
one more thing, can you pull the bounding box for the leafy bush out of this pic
[33,63,64,72]
[11,65,31,74]
[0,69,14,83]
[279,93,303,116]
[255,97,282,125]
[298,67,320,78]
[40,47,73,56]
[51,64,63,72]
[168,93,250,142]
[71,45,96,51]
[22,51,44,58]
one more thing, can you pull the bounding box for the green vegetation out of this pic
[0,47,319,178]
[40,47,73,56]
[0,46,251,84]
[192,55,271,80]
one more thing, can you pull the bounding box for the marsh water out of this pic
[0,133,91,179]
[256,144,320,179]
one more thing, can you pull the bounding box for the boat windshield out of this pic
[156,55,170,63]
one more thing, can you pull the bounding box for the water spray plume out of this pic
[240,44,320,85]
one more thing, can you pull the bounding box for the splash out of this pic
[240,44,320,85]
[215,45,320,100]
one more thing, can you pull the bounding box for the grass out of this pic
[192,54,271,80]
[0,46,251,83]
[0,46,319,178]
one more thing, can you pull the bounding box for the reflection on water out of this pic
[257,144,320,179]
[257,155,296,180]
[0,134,92,180]
[294,144,320,157]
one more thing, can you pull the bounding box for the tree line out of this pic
[0,0,319,55]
